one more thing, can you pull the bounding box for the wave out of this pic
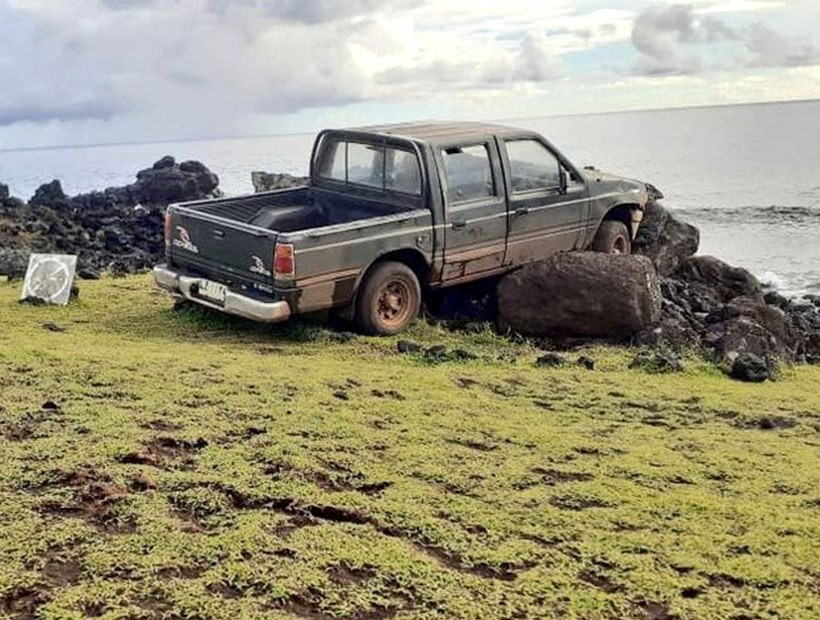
[672,204,820,225]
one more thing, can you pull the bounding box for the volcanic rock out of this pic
[498,252,662,338]
[729,352,774,383]
[30,180,73,210]
[677,256,761,303]
[251,171,308,193]
[633,201,700,276]
[1,157,220,276]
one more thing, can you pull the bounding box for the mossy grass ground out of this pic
[1,274,819,620]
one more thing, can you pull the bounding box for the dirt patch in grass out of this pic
[579,570,623,593]
[633,601,679,620]
[370,389,406,401]
[42,555,83,588]
[1,588,50,620]
[273,593,403,620]
[532,467,595,485]
[157,565,207,580]
[549,494,615,511]
[139,419,183,432]
[207,582,244,599]
[2,422,36,442]
[116,435,207,469]
[273,514,320,538]
[446,438,497,452]
[327,564,377,586]
[35,470,135,533]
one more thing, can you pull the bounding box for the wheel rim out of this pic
[374,278,413,329]
[612,236,628,255]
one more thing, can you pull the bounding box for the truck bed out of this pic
[166,185,429,295]
[187,186,414,233]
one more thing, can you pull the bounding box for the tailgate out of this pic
[168,206,277,287]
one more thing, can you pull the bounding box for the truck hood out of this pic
[581,168,650,204]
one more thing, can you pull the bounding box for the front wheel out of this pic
[592,220,632,255]
[355,261,421,335]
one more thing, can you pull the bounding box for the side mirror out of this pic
[559,170,568,194]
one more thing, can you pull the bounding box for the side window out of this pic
[318,139,346,182]
[347,142,384,190]
[386,148,421,195]
[506,139,561,193]
[441,144,494,203]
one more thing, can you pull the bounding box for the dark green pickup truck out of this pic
[154,121,650,334]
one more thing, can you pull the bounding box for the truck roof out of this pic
[347,121,527,145]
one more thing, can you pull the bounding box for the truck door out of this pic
[498,136,589,265]
[437,140,508,282]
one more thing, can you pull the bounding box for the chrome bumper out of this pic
[153,265,291,324]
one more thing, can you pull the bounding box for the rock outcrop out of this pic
[497,252,662,338]
[642,254,820,372]
[251,171,307,193]
[0,156,220,277]
[633,201,700,276]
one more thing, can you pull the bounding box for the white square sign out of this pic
[20,254,78,306]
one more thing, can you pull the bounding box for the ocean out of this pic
[1,99,819,296]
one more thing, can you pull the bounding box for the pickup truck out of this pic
[154,121,650,335]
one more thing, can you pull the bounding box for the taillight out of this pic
[164,210,172,245]
[273,243,295,278]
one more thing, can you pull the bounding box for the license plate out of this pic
[198,279,227,303]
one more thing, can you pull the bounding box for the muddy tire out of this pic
[592,220,632,255]
[355,261,421,335]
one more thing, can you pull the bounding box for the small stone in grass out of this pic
[535,353,565,367]
[577,355,595,370]
[397,340,422,354]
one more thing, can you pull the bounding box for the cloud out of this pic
[205,0,423,23]
[630,2,820,76]
[630,4,737,75]
[99,0,153,10]
[0,100,119,127]
[1,0,819,146]
[377,29,560,89]
[745,22,820,67]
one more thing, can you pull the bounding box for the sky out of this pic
[1,0,819,148]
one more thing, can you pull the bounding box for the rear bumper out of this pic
[153,265,291,324]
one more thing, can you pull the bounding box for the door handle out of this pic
[451,219,466,229]
[515,207,530,216]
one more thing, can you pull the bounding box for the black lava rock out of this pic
[397,340,422,354]
[535,352,566,367]
[729,353,773,383]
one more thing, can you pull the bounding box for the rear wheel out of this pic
[592,220,632,255]
[355,261,421,335]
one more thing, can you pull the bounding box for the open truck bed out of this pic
[186,186,417,232]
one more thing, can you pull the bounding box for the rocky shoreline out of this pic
[1,159,818,379]
[0,156,220,278]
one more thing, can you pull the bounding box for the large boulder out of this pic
[497,252,662,338]
[251,171,307,193]
[676,255,761,302]
[633,201,699,276]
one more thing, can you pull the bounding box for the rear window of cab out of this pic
[318,139,422,196]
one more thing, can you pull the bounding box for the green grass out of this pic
[1,274,819,620]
